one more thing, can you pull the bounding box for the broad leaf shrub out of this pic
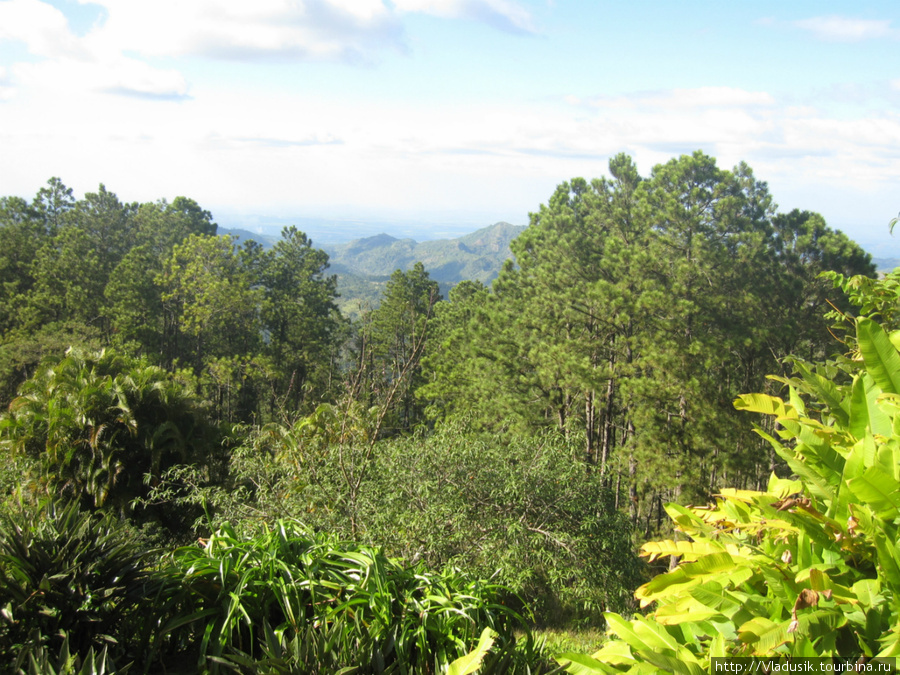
[556,270,900,672]
[155,520,546,673]
[355,425,641,624]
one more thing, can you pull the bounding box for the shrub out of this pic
[165,420,644,625]
[353,424,642,624]
[0,500,153,665]
[0,347,220,513]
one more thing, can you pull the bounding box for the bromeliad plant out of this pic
[556,270,900,672]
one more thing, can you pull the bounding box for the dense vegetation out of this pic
[420,152,873,532]
[0,501,539,672]
[0,150,884,671]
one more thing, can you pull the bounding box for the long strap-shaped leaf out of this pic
[857,317,900,394]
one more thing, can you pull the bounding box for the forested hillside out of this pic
[322,222,525,316]
[214,222,525,317]
[324,222,523,281]
[0,151,881,670]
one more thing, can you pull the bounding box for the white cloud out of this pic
[794,15,893,42]
[584,87,776,111]
[667,87,776,108]
[0,0,188,98]
[0,0,408,103]
[5,78,900,213]
[0,65,13,101]
[533,86,900,220]
[393,0,535,34]
[1,0,899,247]
[0,0,540,104]
[85,0,406,62]
[0,0,86,58]
[7,45,189,99]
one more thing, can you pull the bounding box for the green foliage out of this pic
[0,500,152,665]
[12,636,122,675]
[419,280,493,423]
[353,261,441,433]
[0,500,552,672]
[25,226,105,329]
[162,419,642,625]
[32,177,75,235]
[0,180,237,412]
[766,209,875,361]
[0,321,104,409]
[0,195,49,334]
[447,627,498,675]
[420,152,874,538]
[0,163,883,670]
[158,233,262,377]
[257,227,345,412]
[555,270,900,672]
[151,227,341,422]
[104,244,166,357]
[0,348,218,511]
[156,520,535,673]
[824,267,900,331]
[0,180,341,426]
[355,424,642,624]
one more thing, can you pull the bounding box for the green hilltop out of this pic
[322,222,525,316]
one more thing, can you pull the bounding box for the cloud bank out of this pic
[793,15,894,42]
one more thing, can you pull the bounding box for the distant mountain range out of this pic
[219,222,526,317]
[323,222,524,316]
[873,258,900,274]
[219,224,898,317]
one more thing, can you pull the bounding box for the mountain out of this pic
[323,222,525,317]
[213,222,524,317]
[325,222,522,283]
[874,258,900,273]
[217,227,277,248]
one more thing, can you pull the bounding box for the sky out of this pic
[1,0,900,252]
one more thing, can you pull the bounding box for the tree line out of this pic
[0,179,440,428]
[0,153,876,514]
[0,153,876,529]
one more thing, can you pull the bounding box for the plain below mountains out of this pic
[219,222,525,317]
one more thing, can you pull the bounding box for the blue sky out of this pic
[1,0,900,252]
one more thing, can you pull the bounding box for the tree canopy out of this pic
[419,152,874,533]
